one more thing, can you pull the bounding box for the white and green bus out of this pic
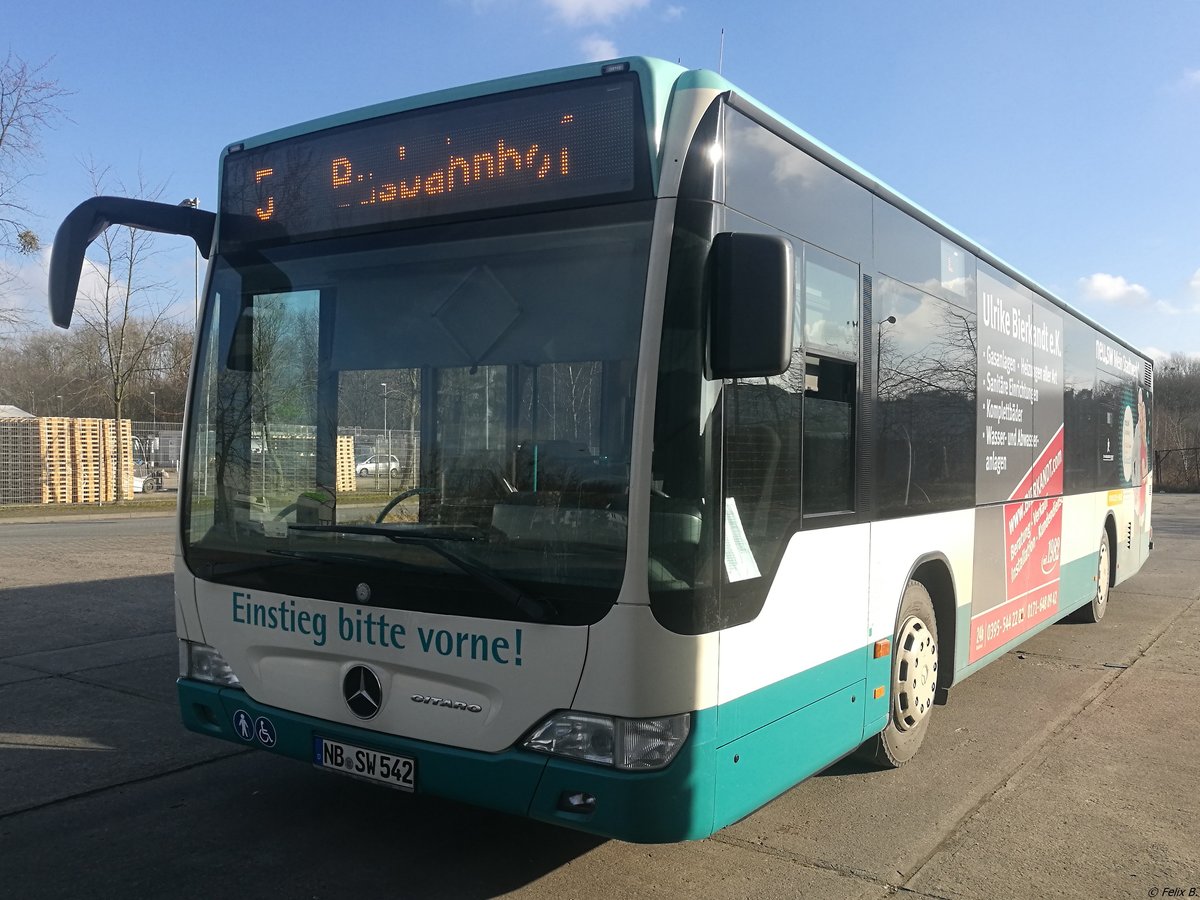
[49,57,1153,843]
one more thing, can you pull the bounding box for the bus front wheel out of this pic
[859,580,939,768]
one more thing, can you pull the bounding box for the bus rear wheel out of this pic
[858,580,939,768]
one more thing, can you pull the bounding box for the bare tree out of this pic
[0,316,193,421]
[1153,353,1200,491]
[0,53,69,328]
[74,163,179,501]
[0,265,26,334]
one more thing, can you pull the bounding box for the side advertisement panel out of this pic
[1095,335,1151,539]
[971,266,1064,663]
[1099,336,1152,573]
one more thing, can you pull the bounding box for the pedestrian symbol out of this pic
[255,716,277,748]
[233,709,254,741]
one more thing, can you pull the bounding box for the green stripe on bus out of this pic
[180,645,875,842]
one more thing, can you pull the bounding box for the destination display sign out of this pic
[220,73,645,249]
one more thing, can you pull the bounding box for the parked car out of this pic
[357,454,400,477]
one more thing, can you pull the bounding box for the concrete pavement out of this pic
[0,496,1196,899]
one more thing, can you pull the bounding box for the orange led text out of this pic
[331,126,575,207]
[254,168,276,221]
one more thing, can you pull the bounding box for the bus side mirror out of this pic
[48,196,216,328]
[708,232,794,379]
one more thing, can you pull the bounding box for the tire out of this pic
[359,468,369,477]
[1070,530,1111,624]
[858,580,939,768]
[389,468,398,477]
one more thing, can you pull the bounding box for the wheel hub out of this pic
[1096,539,1110,613]
[893,615,937,732]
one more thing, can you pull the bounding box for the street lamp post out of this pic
[57,395,63,417]
[877,315,897,396]
[150,391,157,467]
[381,382,390,494]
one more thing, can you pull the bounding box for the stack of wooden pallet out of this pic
[72,418,105,503]
[41,417,74,503]
[103,418,134,502]
[336,435,357,493]
[0,416,135,505]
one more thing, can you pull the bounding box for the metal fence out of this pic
[0,418,423,506]
[0,416,134,505]
[339,428,420,488]
[130,420,183,493]
[9,418,1195,506]
[119,434,1200,500]
[184,425,421,508]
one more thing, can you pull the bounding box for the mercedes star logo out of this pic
[342,665,383,720]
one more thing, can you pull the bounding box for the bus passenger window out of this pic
[802,356,854,515]
[800,245,857,518]
[875,276,976,515]
[804,250,858,359]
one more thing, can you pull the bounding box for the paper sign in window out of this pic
[723,497,761,582]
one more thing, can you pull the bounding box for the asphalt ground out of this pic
[0,497,1197,899]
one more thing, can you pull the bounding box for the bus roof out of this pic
[226,56,1149,367]
[228,57,686,173]
[665,65,1150,366]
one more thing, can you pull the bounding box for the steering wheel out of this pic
[376,487,435,524]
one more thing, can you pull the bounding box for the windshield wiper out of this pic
[204,558,294,578]
[266,547,430,569]
[287,524,557,623]
[204,547,402,577]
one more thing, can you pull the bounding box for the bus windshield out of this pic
[183,206,652,625]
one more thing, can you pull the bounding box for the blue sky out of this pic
[4,0,1199,358]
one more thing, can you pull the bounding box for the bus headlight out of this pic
[180,640,242,687]
[524,711,690,771]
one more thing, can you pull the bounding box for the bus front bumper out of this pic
[177,678,717,842]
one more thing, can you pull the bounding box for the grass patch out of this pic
[0,497,179,519]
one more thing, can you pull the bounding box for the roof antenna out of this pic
[718,28,725,74]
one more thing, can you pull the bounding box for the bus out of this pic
[48,57,1153,843]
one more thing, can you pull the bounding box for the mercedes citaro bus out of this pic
[48,57,1152,842]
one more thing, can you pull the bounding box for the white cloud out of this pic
[2,238,198,335]
[1078,273,1152,307]
[579,35,619,61]
[0,250,51,331]
[1078,272,1200,321]
[1179,68,1200,90]
[1154,299,1185,316]
[663,4,684,20]
[542,0,649,27]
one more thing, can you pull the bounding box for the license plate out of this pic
[314,737,415,792]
